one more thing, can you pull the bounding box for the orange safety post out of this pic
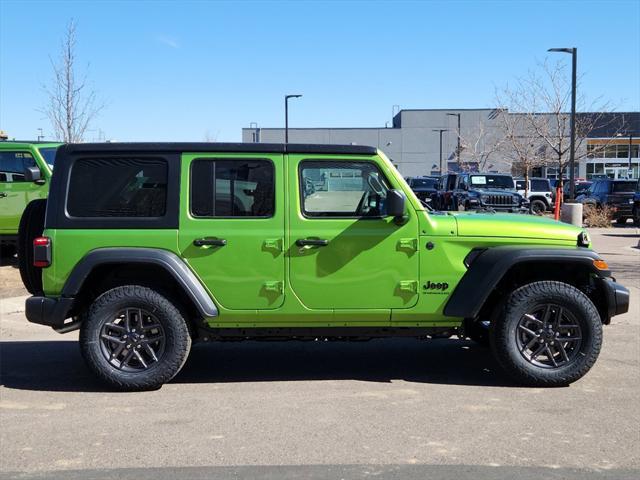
[554,186,562,220]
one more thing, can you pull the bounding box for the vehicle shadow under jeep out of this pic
[0,338,513,392]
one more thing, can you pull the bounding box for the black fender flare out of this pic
[62,248,218,317]
[443,246,608,318]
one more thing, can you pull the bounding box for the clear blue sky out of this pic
[1,0,639,142]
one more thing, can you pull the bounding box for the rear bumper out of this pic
[25,296,75,331]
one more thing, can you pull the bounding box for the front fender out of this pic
[443,246,607,318]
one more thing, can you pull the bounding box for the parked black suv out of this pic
[452,173,527,212]
[576,179,638,224]
[405,176,438,203]
[433,173,457,210]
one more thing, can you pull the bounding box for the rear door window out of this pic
[190,159,274,217]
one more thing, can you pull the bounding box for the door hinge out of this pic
[398,238,418,252]
[263,281,283,293]
[399,280,418,293]
[263,238,283,252]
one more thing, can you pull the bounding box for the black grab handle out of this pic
[296,239,329,247]
[193,238,227,247]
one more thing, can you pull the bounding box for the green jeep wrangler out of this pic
[21,143,629,391]
[0,141,60,258]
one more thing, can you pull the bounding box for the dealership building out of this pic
[242,109,640,180]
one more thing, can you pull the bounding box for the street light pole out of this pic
[432,129,448,174]
[548,47,577,200]
[446,113,461,168]
[629,134,633,178]
[285,94,302,144]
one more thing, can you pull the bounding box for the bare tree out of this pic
[203,130,219,142]
[460,119,504,171]
[496,60,622,191]
[42,20,103,142]
[493,108,548,196]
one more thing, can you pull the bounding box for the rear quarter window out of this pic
[67,157,168,217]
[531,179,549,192]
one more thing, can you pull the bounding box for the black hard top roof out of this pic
[59,142,378,155]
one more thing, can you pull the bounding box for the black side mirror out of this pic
[386,189,406,223]
[24,166,43,183]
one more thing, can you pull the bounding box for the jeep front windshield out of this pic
[37,147,58,168]
[412,178,436,188]
[470,175,514,189]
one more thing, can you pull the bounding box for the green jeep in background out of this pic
[20,142,629,391]
[0,141,60,257]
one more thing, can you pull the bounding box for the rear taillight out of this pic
[33,236,51,268]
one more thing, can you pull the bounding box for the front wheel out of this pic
[490,281,602,387]
[80,285,192,391]
[530,199,547,215]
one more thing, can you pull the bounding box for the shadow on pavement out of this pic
[0,254,18,268]
[601,233,640,238]
[0,337,514,392]
[0,464,637,480]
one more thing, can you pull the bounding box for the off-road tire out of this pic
[633,205,640,227]
[79,285,192,391]
[530,199,547,215]
[18,199,47,294]
[490,281,602,387]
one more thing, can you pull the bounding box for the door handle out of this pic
[296,239,329,247]
[0,192,7,198]
[193,238,227,247]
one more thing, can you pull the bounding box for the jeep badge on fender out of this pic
[424,281,449,291]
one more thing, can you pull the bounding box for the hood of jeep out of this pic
[452,212,582,242]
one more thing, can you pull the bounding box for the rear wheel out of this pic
[490,281,602,387]
[634,205,640,227]
[615,217,627,225]
[79,285,192,391]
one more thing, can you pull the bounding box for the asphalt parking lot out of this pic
[0,228,638,480]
